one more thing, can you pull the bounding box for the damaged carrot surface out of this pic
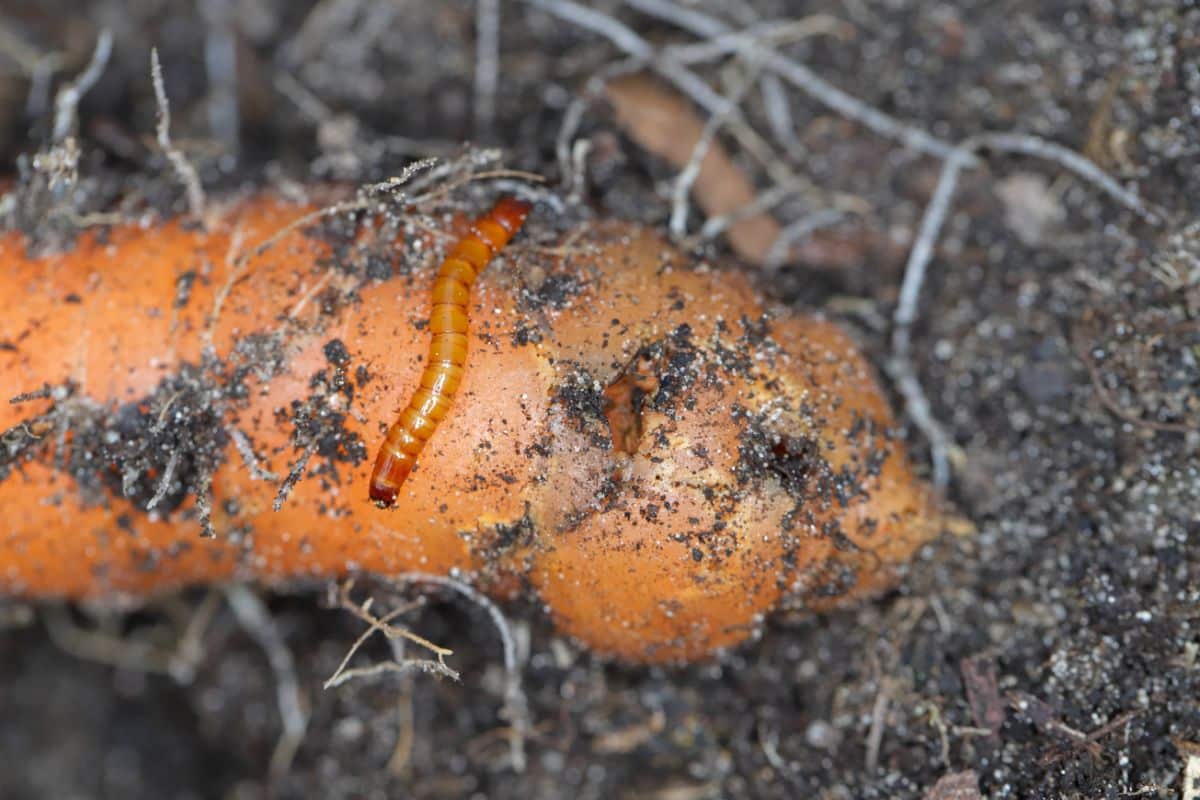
[0,193,936,662]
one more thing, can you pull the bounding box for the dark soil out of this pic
[1,1,1198,798]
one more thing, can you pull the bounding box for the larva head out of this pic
[488,197,533,235]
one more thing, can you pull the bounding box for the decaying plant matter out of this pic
[0,189,936,662]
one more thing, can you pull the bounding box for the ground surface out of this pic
[1,1,1198,798]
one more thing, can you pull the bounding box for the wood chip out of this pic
[923,770,982,800]
[961,656,1005,734]
[605,74,781,264]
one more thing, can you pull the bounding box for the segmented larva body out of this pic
[368,197,533,507]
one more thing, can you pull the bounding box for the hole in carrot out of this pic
[602,352,658,455]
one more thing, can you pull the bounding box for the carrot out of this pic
[0,193,937,662]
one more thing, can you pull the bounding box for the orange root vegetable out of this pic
[0,192,937,662]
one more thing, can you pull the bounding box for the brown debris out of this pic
[604,74,781,264]
[922,771,982,800]
[960,656,1005,735]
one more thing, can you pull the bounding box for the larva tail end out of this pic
[490,197,533,234]
[368,447,414,507]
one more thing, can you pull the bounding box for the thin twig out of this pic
[408,167,546,207]
[977,132,1163,224]
[42,595,218,683]
[336,580,455,662]
[201,0,240,155]
[529,0,651,64]
[325,659,459,687]
[391,572,530,773]
[324,583,458,689]
[488,177,566,213]
[52,28,112,142]
[695,14,851,166]
[386,635,417,775]
[897,132,1161,344]
[888,136,975,489]
[527,0,796,187]
[43,604,177,675]
[691,180,806,243]
[229,427,281,481]
[248,197,372,263]
[144,448,181,511]
[151,48,207,221]
[475,0,500,138]
[286,270,335,320]
[194,470,216,539]
[670,60,760,239]
[151,391,182,434]
[408,144,505,193]
[325,601,426,685]
[625,0,967,161]
[167,590,222,683]
[554,57,643,186]
[763,208,846,271]
[273,441,315,512]
[9,384,53,404]
[757,719,806,788]
[0,22,63,118]
[244,158,439,262]
[865,678,893,772]
[759,73,804,162]
[364,158,443,198]
[28,54,61,120]
[0,20,53,74]
[224,585,309,782]
[664,16,850,65]
[274,70,334,122]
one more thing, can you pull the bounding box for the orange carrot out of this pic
[0,193,936,662]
